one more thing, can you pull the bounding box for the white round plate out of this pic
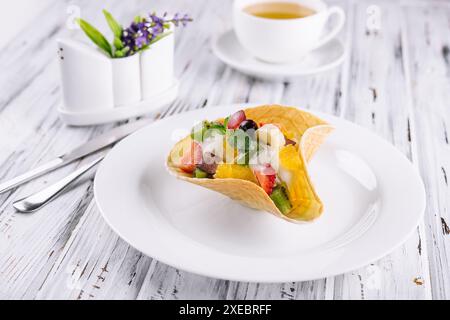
[58,80,179,126]
[212,30,346,79]
[94,104,425,282]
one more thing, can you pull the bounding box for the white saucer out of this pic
[58,79,179,126]
[212,30,346,79]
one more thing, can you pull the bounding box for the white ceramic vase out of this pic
[140,32,174,100]
[111,53,142,107]
[57,38,115,112]
[58,34,174,114]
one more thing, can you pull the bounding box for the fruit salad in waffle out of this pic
[167,104,333,223]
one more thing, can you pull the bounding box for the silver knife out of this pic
[0,118,152,194]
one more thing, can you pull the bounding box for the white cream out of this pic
[250,144,280,170]
[201,134,224,162]
[256,124,286,150]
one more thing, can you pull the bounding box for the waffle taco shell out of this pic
[166,105,333,223]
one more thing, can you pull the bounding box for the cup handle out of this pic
[311,6,346,50]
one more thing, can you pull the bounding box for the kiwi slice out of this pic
[194,168,209,178]
[270,185,292,215]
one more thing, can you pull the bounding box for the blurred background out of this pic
[0,0,52,49]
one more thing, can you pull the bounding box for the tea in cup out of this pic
[233,0,345,63]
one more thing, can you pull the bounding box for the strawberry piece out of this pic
[253,164,276,195]
[227,110,246,129]
[179,141,203,173]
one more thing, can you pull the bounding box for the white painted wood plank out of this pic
[332,0,431,299]
[0,0,447,300]
[36,0,239,300]
[0,0,53,50]
[0,0,362,298]
[0,0,150,299]
[402,3,450,299]
[35,202,153,299]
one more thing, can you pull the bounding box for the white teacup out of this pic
[233,0,345,63]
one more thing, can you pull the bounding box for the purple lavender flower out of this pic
[168,13,193,27]
[135,34,149,48]
[121,21,151,54]
[119,12,192,57]
[148,13,164,34]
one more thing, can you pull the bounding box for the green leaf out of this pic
[235,137,257,165]
[191,121,208,142]
[223,117,230,128]
[113,36,123,50]
[76,18,112,57]
[227,129,254,152]
[103,9,122,38]
[134,15,142,23]
[140,43,150,51]
[190,120,227,142]
[209,123,226,135]
[114,49,125,58]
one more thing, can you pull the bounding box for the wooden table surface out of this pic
[0,0,449,300]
